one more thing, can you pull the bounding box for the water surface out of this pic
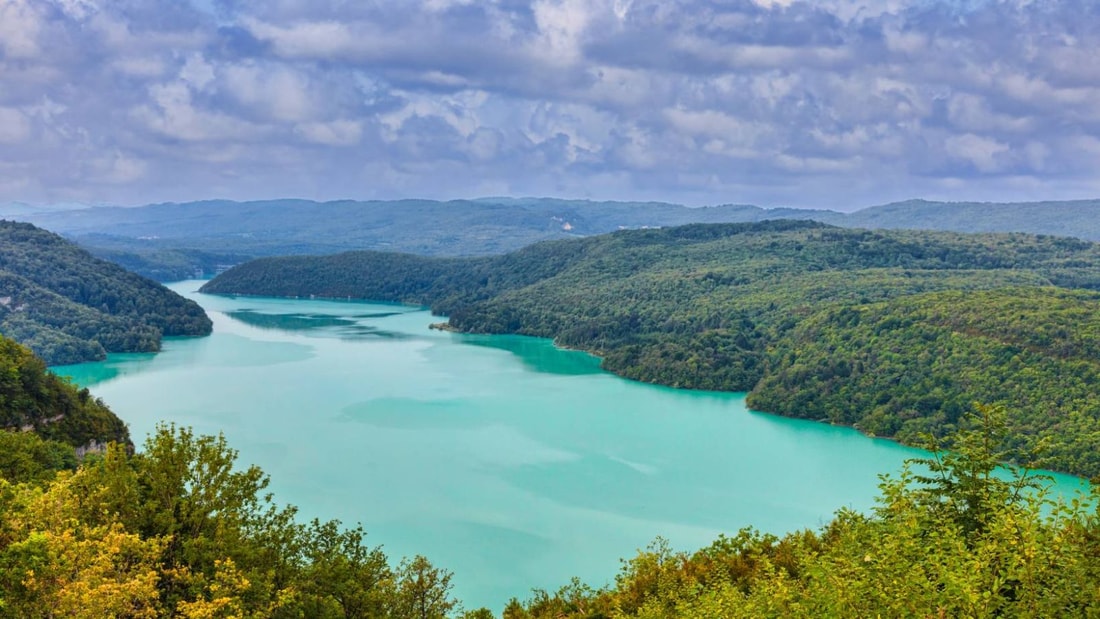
[56,281,1089,611]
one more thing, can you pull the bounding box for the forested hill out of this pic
[6,196,1100,281]
[0,335,129,450]
[846,198,1100,238]
[0,221,212,365]
[205,221,1100,477]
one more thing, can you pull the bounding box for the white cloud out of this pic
[133,82,262,142]
[947,93,1032,133]
[944,133,1009,173]
[295,120,363,146]
[0,107,31,143]
[245,18,363,59]
[530,0,593,66]
[180,54,216,90]
[222,63,316,122]
[91,150,148,184]
[0,0,42,58]
[1,0,1100,208]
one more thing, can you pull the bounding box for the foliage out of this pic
[0,220,212,365]
[204,221,1100,475]
[0,335,130,448]
[0,430,77,485]
[502,406,1100,618]
[0,425,461,618]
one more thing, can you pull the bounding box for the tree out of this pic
[909,402,1050,537]
[392,555,458,619]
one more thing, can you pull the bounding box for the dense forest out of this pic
[0,335,129,449]
[0,221,212,365]
[6,197,1100,281]
[204,221,1100,477]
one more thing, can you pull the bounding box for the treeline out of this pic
[749,287,1100,475]
[204,221,1100,476]
[0,221,212,365]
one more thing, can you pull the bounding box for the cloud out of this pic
[0,108,32,144]
[1,0,1100,208]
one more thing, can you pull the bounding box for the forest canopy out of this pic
[204,221,1100,477]
[0,221,212,365]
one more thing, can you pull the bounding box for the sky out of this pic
[1,0,1099,210]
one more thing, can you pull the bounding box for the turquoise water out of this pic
[55,281,1090,611]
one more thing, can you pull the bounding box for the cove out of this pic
[56,281,1090,611]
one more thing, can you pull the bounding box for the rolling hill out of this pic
[4,197,1100,280]
[202,221,1100,476]
[0,221,212,365]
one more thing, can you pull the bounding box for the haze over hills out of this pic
[5,197,1100,280]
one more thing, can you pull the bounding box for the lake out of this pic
[56,281,1090,611]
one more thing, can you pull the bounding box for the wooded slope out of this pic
[0,335,129,448]
[8,197,1100,280]
[0,221,212,364]
[203,221,1100,476]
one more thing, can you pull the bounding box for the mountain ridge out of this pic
[7,196,1098,280]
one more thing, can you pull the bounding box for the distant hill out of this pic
[0,221,212,365]
[203,221,1100,477]
[4,197,1099,280]
[844,198,1100,238]
[0,198,825,279]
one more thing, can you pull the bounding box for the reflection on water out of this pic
[455,333,604,376]
[226,309,409,340]
[55,351,158,387]
[228,310,360,330]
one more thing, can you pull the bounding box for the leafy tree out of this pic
[392,555,459,619]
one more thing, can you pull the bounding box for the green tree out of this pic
[392,555,458,619]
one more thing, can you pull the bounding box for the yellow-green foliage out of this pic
[0,425,466,619]
[505,406,1100,619]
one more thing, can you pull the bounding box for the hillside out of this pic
[203,221,1100,476]
[0,221,212,365]
[5,197,1100,281]
[0,198,819,279]
[846,198,1100,238]
[0,335,130,449]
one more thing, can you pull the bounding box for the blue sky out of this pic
[1,0,1098,209]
